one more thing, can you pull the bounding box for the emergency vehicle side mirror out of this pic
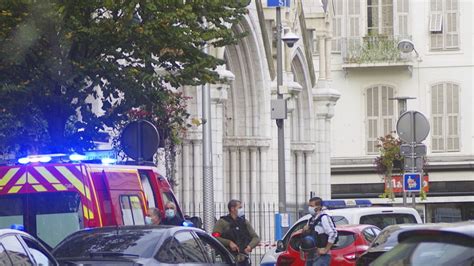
[276,240,284,252]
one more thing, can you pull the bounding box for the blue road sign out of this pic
[403,173,421,192]
[267,0,291,7]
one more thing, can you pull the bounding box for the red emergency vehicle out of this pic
[0,153,183,248]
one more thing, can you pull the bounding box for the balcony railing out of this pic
[341,35,412,65]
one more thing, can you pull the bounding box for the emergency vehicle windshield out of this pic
[0,191,83,248]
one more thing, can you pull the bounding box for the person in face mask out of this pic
[212,199,260,266]
[145,208,161,225]
[302,197,338,266]
[161,202,184,226]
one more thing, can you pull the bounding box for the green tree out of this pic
[0,0,247,156]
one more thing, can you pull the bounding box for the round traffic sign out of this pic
[121,120,160,162]
[396,111,430,143]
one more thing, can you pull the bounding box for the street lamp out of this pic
[274,5,300,213]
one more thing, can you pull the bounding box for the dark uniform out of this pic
[213,215,260,265]
[162,215,184,226]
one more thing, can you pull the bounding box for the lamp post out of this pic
[274,4,299,213]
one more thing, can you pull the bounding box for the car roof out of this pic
[0,229,31,237]
[295,207,420,224]
[336,224,380,232]
[398,221,474,242]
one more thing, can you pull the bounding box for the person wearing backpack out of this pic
[212,199,260,266]
[302,197,338,266]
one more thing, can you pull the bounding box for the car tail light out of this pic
[277,254,295,266]
[344,246,369,261]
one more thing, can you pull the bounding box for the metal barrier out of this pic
[181,202,301,265]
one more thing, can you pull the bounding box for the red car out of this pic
[277,224,381,266]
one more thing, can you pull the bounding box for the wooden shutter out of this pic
[332,0,343,52]
[445,0,459,48]
[381,0,394,35]
[396,0,409,37]
[431,84,444,152]
[348,0,361,49]
[446,83,460,151]
[367,87,379,154]
[381,86,395,136]
[430,0,443,49]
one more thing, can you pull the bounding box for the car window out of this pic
[0,235,33,266]
[360,214,417,229]
[195,233,233,264]
[54,228,163,259]
[373,241,474,266]
[332,216,349,225]
[362,228,377,243]
[332,231,356,250]
[156,236,185,263]
[21,236,55,266]
[0,243,13,266]
[139,171,157,208]
[371,227,381,236]
[175,231,207,263]
[120,195,145,225]
[370,229,400,249]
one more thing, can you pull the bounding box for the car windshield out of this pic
[372,235,474,266]
[360,214,417,229]
[53,228,166,259]
[0,192,83,248]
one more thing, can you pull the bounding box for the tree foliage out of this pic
[374,134,402,200]
[0,0,247,155]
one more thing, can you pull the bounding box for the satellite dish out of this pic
[121,120,160,162]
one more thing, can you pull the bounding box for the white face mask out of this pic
[237,207,245,217]
[308,206,316,215]
[165,209,176,219]
[145,216,153,225]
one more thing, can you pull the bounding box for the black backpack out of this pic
[307,214,339,248]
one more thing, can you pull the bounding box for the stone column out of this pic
[296,151,305,211]
[240,148,249,205]
[250,147,258,226]
[230,147,239,199]
[182,142,191,210]
[193,141,202,215]
[325,37,332,80]
[260,147,269,203]
[318,35,326,80]
[313,89,340,200]
[305,152,313,200]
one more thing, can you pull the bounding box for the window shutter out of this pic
[446,83,460,151]
[396,0,409,37]
[429,0,443,32]
[431,84,444,152]
[367,87,379,154]
[332,0,343,52]
[366,85,395,154]
[348,0,361,49]
[445,0,459,48]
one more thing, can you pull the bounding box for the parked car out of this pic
[356,223,432,265]
[371,221,474,266]
[276,224,380,266]
[53,225,235,265]
[261,207,422,265]
[0,228,58,266]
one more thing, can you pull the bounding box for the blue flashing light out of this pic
[69,153,87,161]
[101,158,117,165]
[322,199,372,209]
[17,155,52,164]
[182,220,194,227]
[10,224,25,231]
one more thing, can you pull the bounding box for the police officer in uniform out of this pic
[213,199,260,265]
[303,197,338,266]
